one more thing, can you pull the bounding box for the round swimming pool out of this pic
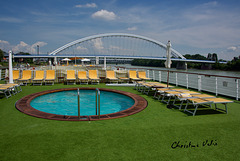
[16,88,148,121]
[30,90,135,116]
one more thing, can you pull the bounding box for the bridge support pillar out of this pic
[96,56,99,65]
[54,57,57,65]
[104,56,106,70]
[176,62,187,70]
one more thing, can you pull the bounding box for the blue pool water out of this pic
[30,90,135,116]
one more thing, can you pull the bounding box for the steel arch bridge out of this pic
[49,33,186,60]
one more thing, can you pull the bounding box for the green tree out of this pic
[0,49,4,61]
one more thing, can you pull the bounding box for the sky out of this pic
[0,0,240,60]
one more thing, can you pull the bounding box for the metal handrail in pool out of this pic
[96,88,100,119]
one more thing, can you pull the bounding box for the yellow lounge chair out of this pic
[77,71,88,84]
[66,70,76,85]
[18,70,32,85]
[45,70,55,85]
[106,70,118,83]
[88,70,100,84]
[129,70,141,82]
[138,71,151,81]
[13,70,20,83]
[33,70,44,86]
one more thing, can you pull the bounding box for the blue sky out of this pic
[0,0,240,60]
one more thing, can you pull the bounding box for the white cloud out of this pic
[75,3,97,8]
[202,1,218,7]
[92,38,104,51]
[76,46,87,51]
[0,17,23,23]
[0,41,48,54]
[227,46,237,52]
[0,40,11,52]
[127,26,137,31]
[109,45,120,50]
[31,41,47,48]
[92,10,116,21]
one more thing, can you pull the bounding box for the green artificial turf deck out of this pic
[1,83,240,161]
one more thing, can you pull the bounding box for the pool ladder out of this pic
[77,88,101,120]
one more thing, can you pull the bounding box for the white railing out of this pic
[125,67,240,100]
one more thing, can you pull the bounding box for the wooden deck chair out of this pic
[88,70,99,84]
[204,98,233,114]
[10,83,22,93]
[106,70,118,83]
[77,71,88,84]
[13,70,20,83]
[32,70,44,86]
[134,81,145,91]
[142,82,173,95]
[138,71,151,81]
[184,98,213,116]
[171,91,201,109]
[153,88,172,99]
[66,70,76,85]
[129,70,141,82]
[0,83,22,98]
[45,70,55,85]
[0,84,12,98]
[18,70,32,86]
[118,77,129,83]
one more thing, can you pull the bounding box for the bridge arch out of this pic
[49,33,185,59]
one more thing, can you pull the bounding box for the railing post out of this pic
[176,73,178,86]
[237,79,239,101]
[186,74,189,89]
[198,75,201,91]
[159,71,161,82]
[147,70,149,78]
[215,77,218,96]
[152,70,155,81]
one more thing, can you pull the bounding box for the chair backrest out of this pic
[106,71,115,78]
[88,70,98,78]
[129,70,137,78]
[78,71,87,79]
[34,70,44,79]
[13,70,20,79]
[138,71,146,78]
[67,70,76,79]
[21,70,32,79]
[46,70,55,79]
